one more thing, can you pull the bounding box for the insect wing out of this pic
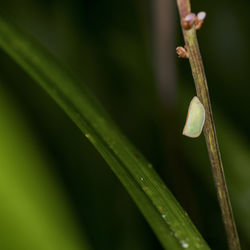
[183,96,205,138]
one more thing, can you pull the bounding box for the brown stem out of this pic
[176,1,241,250]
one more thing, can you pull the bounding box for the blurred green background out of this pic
[0,0,249,249]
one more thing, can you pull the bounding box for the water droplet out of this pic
[162,214,166,219]
[140,177,144,181]
[181,241,189,248]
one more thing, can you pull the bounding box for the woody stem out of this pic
[176,1,241,249]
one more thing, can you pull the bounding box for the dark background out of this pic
[0,0,249,249]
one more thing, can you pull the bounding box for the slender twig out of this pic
[176,1,241,250]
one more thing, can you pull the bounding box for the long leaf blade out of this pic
[0,16,209,250]
[0,82,91,250]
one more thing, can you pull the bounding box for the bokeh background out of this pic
[0,0,249,249]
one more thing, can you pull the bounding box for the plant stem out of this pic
[176,1,241,250]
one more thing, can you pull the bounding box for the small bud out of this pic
[176,46,189,59]
[197,11,206,21]
[182,13,196,30]
[195,11,206,30]
[184,13,196,22]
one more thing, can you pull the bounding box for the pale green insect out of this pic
[183,96,205,138]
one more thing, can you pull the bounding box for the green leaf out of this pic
[0,16,209,249]
[0,82,91,250]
